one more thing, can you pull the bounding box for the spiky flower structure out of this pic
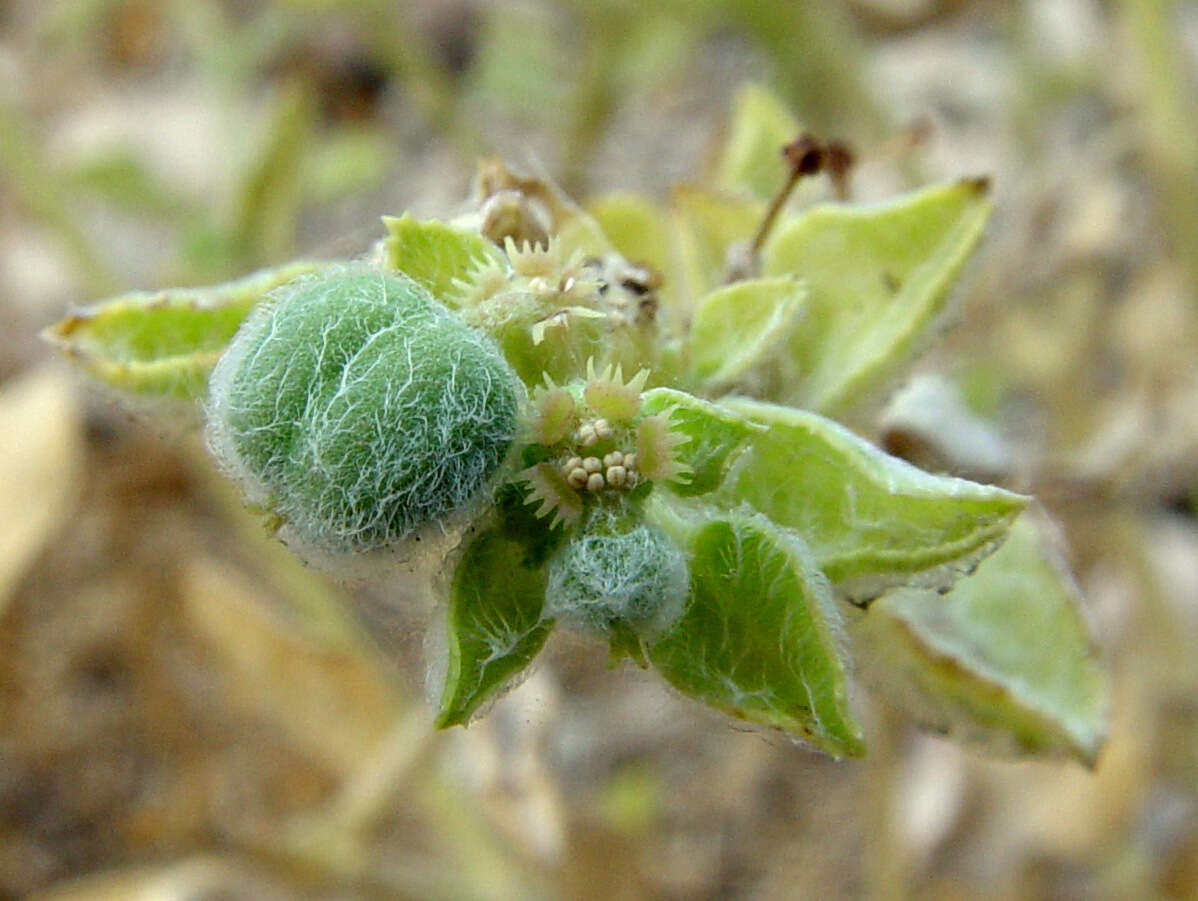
[518,362,688,530]
[48,99,1092,763]
[449,235,663,387]
[451,236,600,317]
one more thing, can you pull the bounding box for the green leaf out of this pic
[689,276,807,388]
[41,261,324,399]
[587,192,681,309]
[722,398,1027,602]
[437,528,553,728]
[231,80,316,268]
[671,186,764,307]
[762,179,993,413]
[468,2,562,118]
[588,192,674,279]
[306,126,390,202]
[494,478,568,569]
[554,210,617,262]
[649,515,864,757]
[716,83,802,201]
[640,388,765,496]
[851,514,1109,765]
[382,213,504,305]
[69,150,190,217]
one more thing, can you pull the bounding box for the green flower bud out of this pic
[545,507,688,637]
[207,265,522,551]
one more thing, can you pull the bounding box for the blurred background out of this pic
[2,0,1197,898]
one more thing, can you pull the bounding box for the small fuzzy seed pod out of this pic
[545,508,689,637]
[207,265,521,551]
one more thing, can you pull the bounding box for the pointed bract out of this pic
[649,515,865,758]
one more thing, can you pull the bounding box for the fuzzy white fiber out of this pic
[545,508,689,637]
[207,264,521,552]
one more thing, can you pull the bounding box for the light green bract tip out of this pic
[207,265,521,551]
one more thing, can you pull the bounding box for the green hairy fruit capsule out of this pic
[545,507,688,637]
[207,265,521,551]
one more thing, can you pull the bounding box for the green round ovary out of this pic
[208,265,521,551]
[544,509,689,638]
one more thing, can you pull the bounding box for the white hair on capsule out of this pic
[206,263,523,553]
[544,507,688,638]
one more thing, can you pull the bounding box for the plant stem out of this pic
[0,101,118,296]
[1118,0,1198,294]
[234,711,456,899]
[864,701,910,901]
[724,0,884,140]
[357,0,478,160]
[321,707,440,836]
[559,7,623,199]
[748,133,823,259]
